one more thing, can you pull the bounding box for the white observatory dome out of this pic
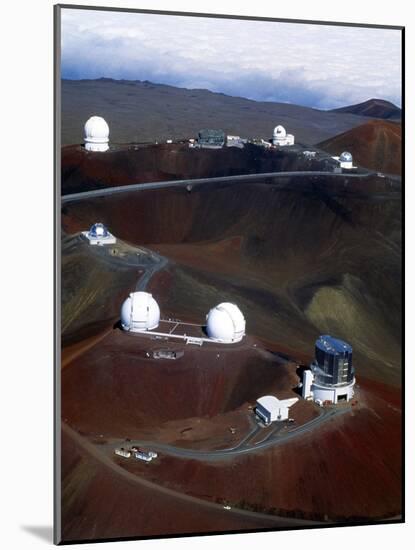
[120,292,160,332]
[206,302,246,343]
[84,116,110,152]
[340,151,353,162]
[88,222,109,238]
[273,125,287,138]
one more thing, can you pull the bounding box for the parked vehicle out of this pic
[114,448,131,459]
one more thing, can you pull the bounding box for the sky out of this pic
[61,8,402,110]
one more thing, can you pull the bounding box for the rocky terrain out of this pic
[319,120,402,175]
[60,122,402,542]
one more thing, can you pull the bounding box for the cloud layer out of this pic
[61,9,402,109]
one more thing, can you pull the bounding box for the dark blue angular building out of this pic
[302,335,356,404]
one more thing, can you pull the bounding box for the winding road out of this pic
[62,421,319,527]
[61,169,381,203]
[105,406,348,462]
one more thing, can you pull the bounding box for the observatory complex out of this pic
[81,223,116,245]
[302,335,355,405]
[255,396,299,425]
[120,292,246,345]
[84,116,110,152]
[272,125,295,146]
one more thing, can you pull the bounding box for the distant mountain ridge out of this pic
[330,98,401,120]
[61,78,395,146]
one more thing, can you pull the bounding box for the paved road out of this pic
[63,422,319,527]
[106,406,348,462]
[75,233,168,291]
[132,251,168,292]
[61,169,379,203]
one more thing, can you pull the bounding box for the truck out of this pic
[133,450,153,462]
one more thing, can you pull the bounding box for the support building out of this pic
[197,129,225,148]
[255,395,298,425]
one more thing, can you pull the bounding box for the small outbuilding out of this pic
[255,395,298,425]
[226,135,245,148]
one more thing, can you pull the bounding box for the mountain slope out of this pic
[318,120,402,175]
[62,78,382,146]
[331,99,401,120]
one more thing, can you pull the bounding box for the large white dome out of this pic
[273,125,286,138]
[84,116,110,151]
[121,292,160,332]
[206,302,246,343]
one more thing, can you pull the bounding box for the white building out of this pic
[84,116,110,152]
[82,223,116,245]
[226,135,245,148]
[302,370,314,400]
[206,302,246,343]
[272,125,295,147]
[311,379,355,404]
[255,395,298,424]
[332,151,356,170]
[120,292,160,332]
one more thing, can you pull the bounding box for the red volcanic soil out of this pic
[61,234,141,345]
[61,325,113,369]
[62,176,401,385]
[119,378,402,523]
[61,424,288,543]
[318,120,402,175]
[152,236,245,279]
[61,142,317,195]
[62,329,299,439]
